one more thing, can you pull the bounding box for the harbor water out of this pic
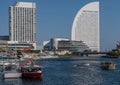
[0,56,120,85]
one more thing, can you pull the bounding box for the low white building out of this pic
[7,41,36,50]
[51,38,69,50]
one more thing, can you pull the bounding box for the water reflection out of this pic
[3,77,43,85]
[1,57,120,85]
[22,78,43,85]
[4,78,22,85]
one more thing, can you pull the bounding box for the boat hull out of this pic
[22,72,42,78]
[4,72,22,79]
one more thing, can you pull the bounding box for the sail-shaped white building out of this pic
[71,2,100,51]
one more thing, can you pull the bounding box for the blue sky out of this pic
[0,0,120,51]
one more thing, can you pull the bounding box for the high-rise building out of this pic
[71,2,99,51]
[9,2,36,50]
[9,2,36,42]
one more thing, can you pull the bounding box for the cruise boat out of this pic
[20,59,42,78]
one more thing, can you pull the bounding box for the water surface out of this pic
[0,56,120,85]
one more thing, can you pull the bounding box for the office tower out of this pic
[71,2,100,51]
[9,2,36,42]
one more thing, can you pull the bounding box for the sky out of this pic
[0,0,120,51]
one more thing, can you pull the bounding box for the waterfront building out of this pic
[43,38,90,52]
[50,38,69,50]
[51,38,69,50]
[71,2,100,52]
[7,41,35,51]
[9,2,36,50]
[43,38,69,51]
[57,40,90,52]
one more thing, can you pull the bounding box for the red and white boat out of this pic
[20,59,42,78]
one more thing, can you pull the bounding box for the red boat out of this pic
[20,59,42,78]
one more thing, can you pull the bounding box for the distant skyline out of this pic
[0,0,120,51]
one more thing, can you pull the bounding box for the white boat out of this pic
[3,63,22,79]
[74,63,90,67]
[4,72,22,79]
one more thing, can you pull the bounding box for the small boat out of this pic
[74,63,90,67]
[101,61,116,70]
[21,59,42,78]
[3,63,22,79]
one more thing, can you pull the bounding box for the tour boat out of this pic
[21,59,42,78]
[101,61,116,70]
